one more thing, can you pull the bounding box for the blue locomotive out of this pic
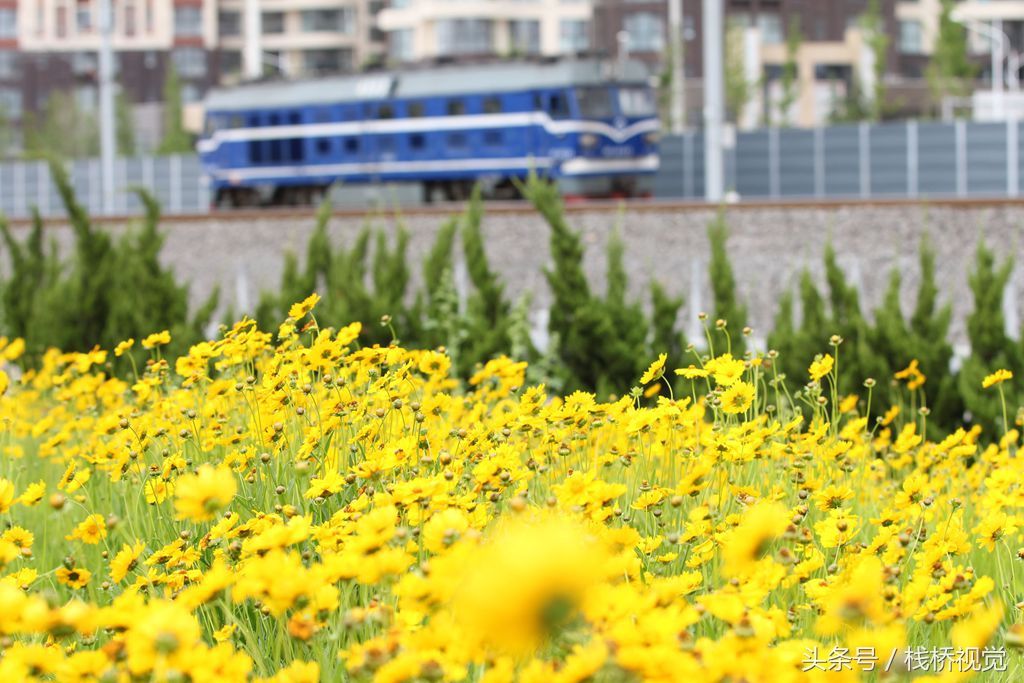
[198,58,660,206]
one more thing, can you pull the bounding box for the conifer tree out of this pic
[159,65,192,154]
[707,211,748,355]
[926,0,977,107]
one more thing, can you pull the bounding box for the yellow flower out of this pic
[0,369,8,396]
[983,368,1013,388]
[174,465,237,522]
[894,359,926,390]
[674,365,709,379]
[141,330,171,349]
[1,337,24,361]
[719,381,755,414]
[66,514,107,545]
[0,479,13,514]
[639,353,667,385]
[705,353,745,386]
[720,502,790,577]
[110,541,146,583]
[114,338,135,357]
[288,293,321,320]
[808,353,834,382]
[56,566,92,589]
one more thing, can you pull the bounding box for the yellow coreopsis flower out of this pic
[674,365,709,379]
[705,353,745,386]
[0,369,8,396]
[174,465,237,522]
[114,338,135,357]
[56,566,92,590]
[288,293,321,320]
[983,368,1013,388]
[66,514,108,545]
[719,381,755,414]
[141,330,171,349]
[808,353,834,382]
[720,502,790,577]
[110,541,146,583]
[639,353,667,385]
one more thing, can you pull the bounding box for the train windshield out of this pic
[575,87,616,119]
[618,87,657,117]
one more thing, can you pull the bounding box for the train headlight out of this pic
[644,131,660,144]
[579,133,598,149]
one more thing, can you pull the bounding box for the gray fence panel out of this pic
[823,125,861,197]
[654,135,685,198]
[966,122,1008,196]
[917,123,957,196]
[869,123,909,197]
[735,129,770,198]
[778,128,815,198]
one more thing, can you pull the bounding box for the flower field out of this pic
[0,294,1022,682]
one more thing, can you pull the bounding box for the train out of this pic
[197,57,660,206]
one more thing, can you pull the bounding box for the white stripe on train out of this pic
[207,154,659,182]
[197,114,660,154]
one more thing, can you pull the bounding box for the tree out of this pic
[158,65,192,154]
[24,91,99,159]
[926,0,977,108]
[725,20,751,124]
[116,90,137,157]
[860,0,889,121]
[707,211,748,355]
[776,17,802,127]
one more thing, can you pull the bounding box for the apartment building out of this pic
[593,0,948,127]
[1,0,383,144]
[376,0,594,63]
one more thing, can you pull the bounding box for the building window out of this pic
[146,0,155,33]
[560,20,590,53]
[57,6,69,38]
[436,19,493,56]
[899,20,923,54]
[125,2,137,37]
[219,11,241,37]
[303,48,350,75]
[174,6,202,36]
[0,8,15,39]
[182,84,201,103]
[509,20,540,55]
[0,88,22,117]
[173,47,207,78]
[262,12,285,34]
[623,13,664,52]
[301,9,354,34]
[220,50,242,75]
[72,51,97,75]
[0,52,17,79]
[389,28,413,62]
[76,4,93,33]
[757,13,783,45]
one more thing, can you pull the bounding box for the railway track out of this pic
[15,194,1024,226]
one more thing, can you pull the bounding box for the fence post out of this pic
[769,126,780,199]
[14,161,25,218]
[955,119,967,198]
[170,154,182,213]
[814,125,824,199]
[859,121,870,199]
[1008,118,1019,198]
[36,161,47,216]
[683,132,695,199]
[907,120,918,198]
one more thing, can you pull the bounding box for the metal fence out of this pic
[654,120,1024,200]
[2,120,1023,219]
[0,155,209,219]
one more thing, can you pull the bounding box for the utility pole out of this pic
[243,0,262,80]
[668,0,685,134]
[702,0,724,201]
[98,0,116,215]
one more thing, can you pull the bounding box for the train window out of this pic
[379,136,395,153]
[344,138,359,153]
[483,97,502,114]
[576,87,614,119]
[230,115,243,128]
[545,92,571,120]
[378,104,394,119]
[447,133,467,149]
[317,139,332,155]
[408,102,424,117]
[314,108,332,123]
[447,100,465,116]
[250,140,263,164]
[618,87,656,116]
[288,111,301,124]
[269,139,283,163]
[269,113,280,126]
[410,134,425,150]
[483,130,502,147]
